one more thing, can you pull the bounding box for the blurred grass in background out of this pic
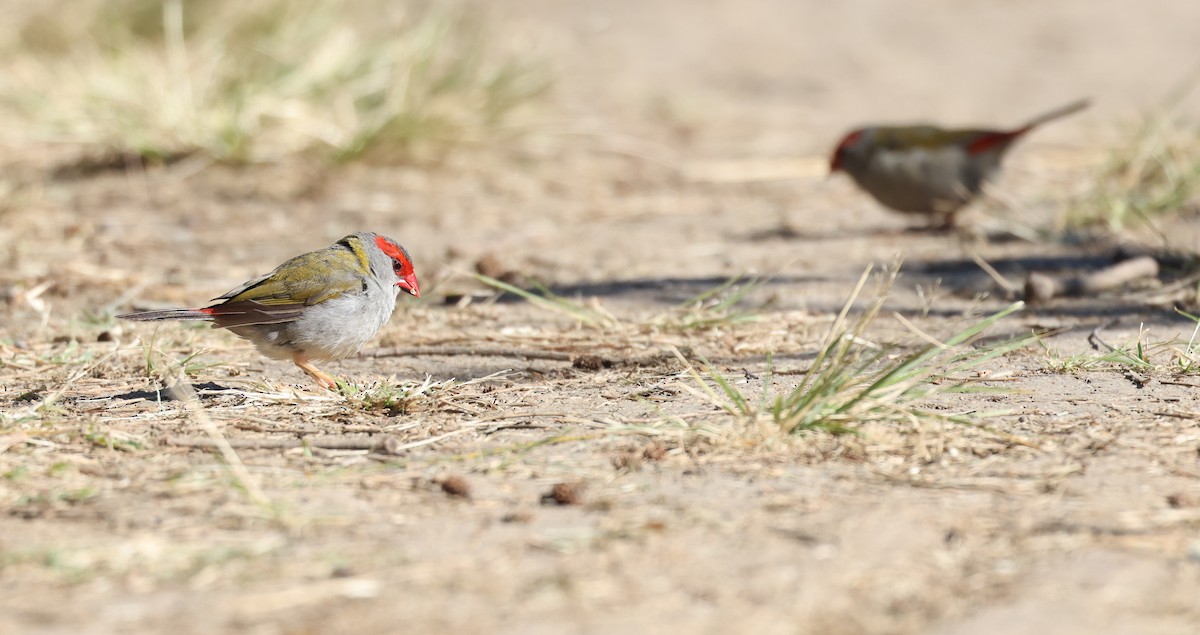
[1068,89,1200,234]
[0,0,549,164]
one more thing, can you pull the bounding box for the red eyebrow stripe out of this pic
[374,235,403,261]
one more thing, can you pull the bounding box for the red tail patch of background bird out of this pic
[967,130,1023,156]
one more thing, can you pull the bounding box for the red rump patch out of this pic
[199,307,218,315]
[967,129,1023,155]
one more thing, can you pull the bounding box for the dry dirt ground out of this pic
[4,1,1200,633]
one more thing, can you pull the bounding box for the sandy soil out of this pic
[3,1,1200,633]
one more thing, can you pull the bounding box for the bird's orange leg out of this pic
[292,353,339,390]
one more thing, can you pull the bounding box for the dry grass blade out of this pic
[165,378,279,520]
[653,275,765,331]
[0,0,549,163]
[473,272,768,333]
[2,344,122,424]
[1067,80,1200,233]
[472,273,621,327]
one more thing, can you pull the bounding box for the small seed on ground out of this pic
[1166,492,1196,509]
[439,474,472,499]
[572,355,607,371]
[542,481,586,506]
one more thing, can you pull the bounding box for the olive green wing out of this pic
[873,126,989,151]
[204,249,366,328]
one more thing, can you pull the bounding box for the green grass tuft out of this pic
[1041,314,1200,375]
[339,375,455,416]
[678,266,1031,437]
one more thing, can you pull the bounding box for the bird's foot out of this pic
[292,354,340,391]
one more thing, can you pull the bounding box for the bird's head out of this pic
[830,128,873,174]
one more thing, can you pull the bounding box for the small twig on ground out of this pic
[1087,319,1121,352]
[230,422,386,435]
[168,435,394,451]
[365,346,573,361]
[1024,256,1159,304]
[381,428,477,453]
[364,345,689,369]
[970,250,1021,298]
[1157,381,1200,389]
[168,381,275,510]
[170,421,511,454]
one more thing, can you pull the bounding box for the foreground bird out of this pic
[119,232,420,389]
[830,99,1090,227]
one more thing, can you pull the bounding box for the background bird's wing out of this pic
[875,126,1017,157]
[874,126,987,151]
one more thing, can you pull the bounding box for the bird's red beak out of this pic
[398,273,421,298]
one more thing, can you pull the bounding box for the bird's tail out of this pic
[966,98,1091,156]
[118,308,213,322]
[1019,98,1091,132]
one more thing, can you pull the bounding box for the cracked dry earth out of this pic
[3,1,1200,634]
